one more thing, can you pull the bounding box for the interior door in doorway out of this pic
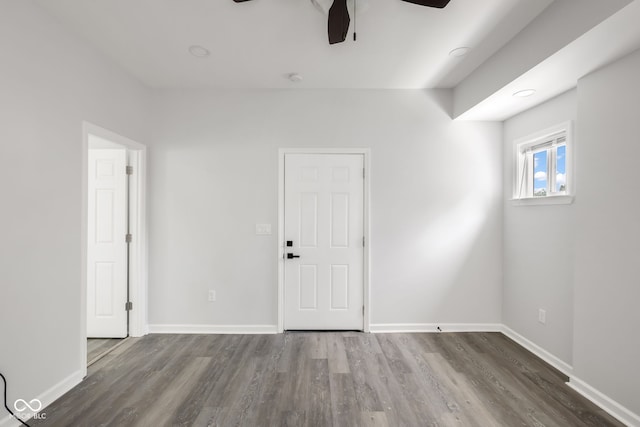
[284,153,364,330]
[87,149,128,338]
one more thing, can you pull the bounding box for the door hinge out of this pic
[125,233,132,243]
[363,168,365,179]
[363,236,365,247]
[125,301,133,311]
[363,306,365,315]
[126,165,133,175]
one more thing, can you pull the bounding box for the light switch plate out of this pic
[255,224,272,235]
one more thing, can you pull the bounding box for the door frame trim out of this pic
[81,122,148,376]
[277,148,371,333]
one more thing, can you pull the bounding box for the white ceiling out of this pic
[457,0,640,120]
[34,0,553,89]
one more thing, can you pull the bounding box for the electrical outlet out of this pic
[208,290,216,302]
[538,309,546,324]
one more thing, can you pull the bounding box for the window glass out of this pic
[556,145,566,192]
[533,150,548,197]
[513,123,571,202]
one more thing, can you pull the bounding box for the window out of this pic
[514,122,572,203]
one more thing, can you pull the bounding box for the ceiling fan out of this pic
[232,0,452,45]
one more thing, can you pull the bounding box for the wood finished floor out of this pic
[87,338,125,364]
[32,332,622,427]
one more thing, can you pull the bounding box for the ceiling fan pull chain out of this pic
[353,0,357,41]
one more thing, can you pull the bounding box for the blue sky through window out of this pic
[533,145,566,195]
[533,150,547,195]
[556,145,566,191]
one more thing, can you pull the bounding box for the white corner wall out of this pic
[572,47,640,419]
[454,0,630,118]
[0,0,150,422]
[502,89,577,366]
[502,48,640,424]
[147,89,503,330]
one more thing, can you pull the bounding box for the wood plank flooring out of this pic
[87,338,125,365]
[31,332,623,427]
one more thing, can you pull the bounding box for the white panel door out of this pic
[284,154,364,330]
[87,149,128,338]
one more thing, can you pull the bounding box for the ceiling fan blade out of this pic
[400,0,451,8]
[232,0,254,2]
[328,0,350,45]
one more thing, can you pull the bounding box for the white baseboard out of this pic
[500,325,573,377]
[0,412,21,427]
[0,411,21,427]
[129,326,147,338]
[147,324,278,334]
[369,323,503,333]
[567,376,640,427]
[0,369,84,427]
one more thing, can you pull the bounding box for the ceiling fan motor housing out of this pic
[233,0,452,45]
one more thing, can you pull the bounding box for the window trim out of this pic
[511,121,574,206]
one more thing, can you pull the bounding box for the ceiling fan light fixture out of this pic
[449,47,470,57]
[310,0,332,15]
[311,0,370,16]
[513,89,536,98]
[188,45,210,58]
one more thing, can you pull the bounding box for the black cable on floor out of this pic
[0,373,31,427]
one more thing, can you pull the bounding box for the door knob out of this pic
[287,253,300,259]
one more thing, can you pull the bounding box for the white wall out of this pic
[0,0,150,420]
[573,48,640,416]
[502,89,577,365]
[502,48,640,420]
[148,89,503,329]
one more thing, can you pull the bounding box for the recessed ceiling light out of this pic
[449,47,470,58]
[287,73,303,83]
[188,45,210,58]
[513,89,536,98]
[311,0,371,15]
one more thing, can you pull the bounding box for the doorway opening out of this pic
[82,122,147,373]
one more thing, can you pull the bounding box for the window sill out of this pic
[509,195,574,206]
